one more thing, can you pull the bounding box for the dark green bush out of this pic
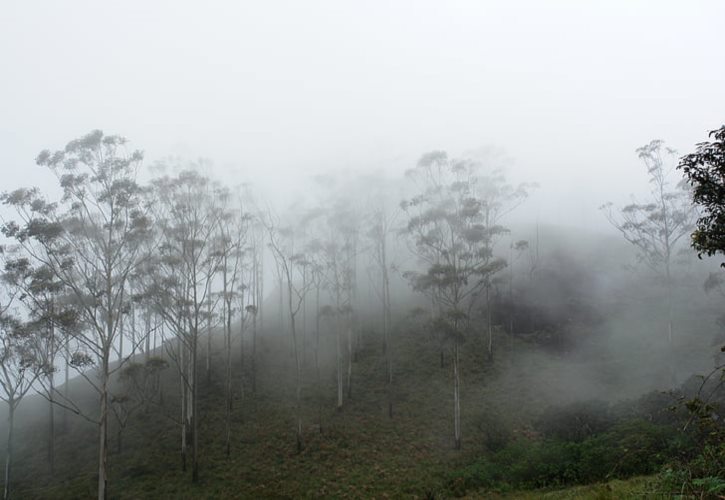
[535,400,613,442]
[448,419,691,496]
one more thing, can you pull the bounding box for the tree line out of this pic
[0,126,723,500]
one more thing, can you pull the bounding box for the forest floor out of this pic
[1,321,680,499]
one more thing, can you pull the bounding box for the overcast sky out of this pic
[1,0,724,230]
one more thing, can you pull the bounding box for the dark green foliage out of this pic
[448,420,691,496]
[535,400,614,442]
[475,410,514,452]
[679,125,725,264]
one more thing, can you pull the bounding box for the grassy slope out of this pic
[1,295,704,499]
[5,322,510,499]
[497,476,662,499]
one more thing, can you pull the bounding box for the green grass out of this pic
[499,475,663,499]
[0,322,689,499]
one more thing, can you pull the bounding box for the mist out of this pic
[1,1,725,498]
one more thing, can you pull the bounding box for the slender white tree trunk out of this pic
[336,317,343,411]
[346,324,353,399]
[453,342,461,450]
[4,402,15,500]
[98,356,109,500]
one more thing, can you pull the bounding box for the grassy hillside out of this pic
[0,320,702,499]
[1,231,722,499]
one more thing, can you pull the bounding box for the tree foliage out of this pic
[602,140,696,274]
[678,126,725,264]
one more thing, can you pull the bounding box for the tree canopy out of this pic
[678,125,725,264]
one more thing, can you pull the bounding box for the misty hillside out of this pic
[1,226,723,498]
[2,2,725,499]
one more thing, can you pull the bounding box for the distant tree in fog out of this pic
[364,193,399,418]
[143,168,223,482]
[475,169,531,361]
[0,290,43,500]
[214,188,250,458]
[601,140,697,353]
[263,211,313,452]
[1,254,78,476]
[401,151,506,449]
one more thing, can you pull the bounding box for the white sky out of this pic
[1,0,724,231]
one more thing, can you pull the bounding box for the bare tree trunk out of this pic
[251,310,257,395]
[4,402,15,500]
[279,275,284,333]
[239,285,245,401]
[63,335,69,431]
[119,314,124,361]
[287,282,303,452]
[258,249,264,333]
[336,316,343,411]
[192,332,199,482]
[130,304,136,360]
[206,296,212,386]
[48,373,55,476]
[145,311,151,361]
[453,342,461,450]
[346,324,353,400]
[250,245,257,395]
[48,313,55,475]
[666,265,676,386]
[98,356,109,500]
[486,285,493,362]
[180,336,187,472]
[302,266,307,367]
[382,240,393,418]
[315,286,320,374]
[225,311,232,457]
[99,264,113,500]
[224,261,232,457]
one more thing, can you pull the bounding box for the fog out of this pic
[2,2,725,498]
[3,1,724,229]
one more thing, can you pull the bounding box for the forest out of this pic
[2,2,725,499]
[0,126,723,499]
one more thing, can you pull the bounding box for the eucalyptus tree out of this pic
[143,168,223,481]
[602,140,697,354]
[252,219,265,384]
[364,194,401,418]
[304,240,326,428]
[247,218,264,394]
[320,227,354,410]
[475,170,530,360]
[214,188,250,457]
[1,130,153,500]
[0,254,78,475]
[401,151,505,449]
[263,210,313,451]
[324,198,361,403]
[0,291,43,500]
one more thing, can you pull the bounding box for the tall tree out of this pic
[1,130,153,500]
[215,188,249,457]
[263,211,313,451]
[144,168,223,481]
[1,255,77,476]
[365,200,399,417]
[401,151,505,449]
[0,289,43,500]
[475,170,530,360]
[602,140,697,354]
